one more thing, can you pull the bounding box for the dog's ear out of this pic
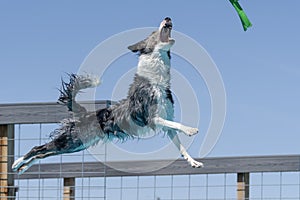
[128,40,147,53]
[128,31,158,54]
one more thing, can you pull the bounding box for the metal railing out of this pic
[1,102,300,200]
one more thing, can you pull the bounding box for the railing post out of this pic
[237,172,250,200]
[63,177,75,200]
[0,125,16,200]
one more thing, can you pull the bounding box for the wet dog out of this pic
[12,17,203,174]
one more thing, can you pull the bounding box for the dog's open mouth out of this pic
[160,17,173,43]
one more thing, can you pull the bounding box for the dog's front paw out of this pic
[182,126,198,136]
[182,153,204,168]
[190,159,203,168]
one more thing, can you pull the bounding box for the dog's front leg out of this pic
[167,130,203,168]
[154,117,198,136]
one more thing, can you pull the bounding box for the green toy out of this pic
[229,0,252,31]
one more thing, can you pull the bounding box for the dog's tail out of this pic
[58,74,100,113]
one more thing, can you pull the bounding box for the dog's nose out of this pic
[164,17,171,22]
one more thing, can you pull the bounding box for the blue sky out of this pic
[1,1,300,159]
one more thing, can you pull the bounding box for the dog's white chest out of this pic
[136,53,171,88]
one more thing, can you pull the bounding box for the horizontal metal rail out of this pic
[0,101,112,124]
[15,154,300,179]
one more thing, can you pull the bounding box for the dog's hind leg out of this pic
[12,131,87,174]
[12,143,59,174]
[154,117,198,136]
[167,130,203,168]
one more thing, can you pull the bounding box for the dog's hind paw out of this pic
[12,156,37,175]
[12,156,25,172]
[182,126,198,136]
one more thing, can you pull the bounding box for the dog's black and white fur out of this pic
[12,17,203,174]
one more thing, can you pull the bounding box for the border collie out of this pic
[12,17,203,174]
